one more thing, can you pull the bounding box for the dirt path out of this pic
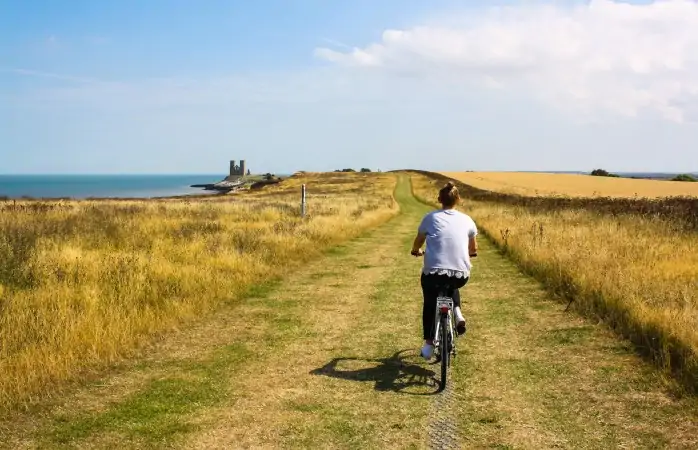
[3,175,698,449]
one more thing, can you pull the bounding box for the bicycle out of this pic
[411,249,476,390]
[432,283,457,390]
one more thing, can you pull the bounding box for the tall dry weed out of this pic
[0,172,397,411]
[411,173,698,391]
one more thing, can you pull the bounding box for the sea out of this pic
[0,174,227,199]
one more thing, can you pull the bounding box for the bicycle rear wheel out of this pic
[439,314,449,390]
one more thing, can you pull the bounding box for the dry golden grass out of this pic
[6,175,698,448]
[186,197,433,449]
[441,171,698,198]
[0,172,398,411]
[412,173,698,390]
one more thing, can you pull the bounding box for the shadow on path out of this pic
[310,349,440,396]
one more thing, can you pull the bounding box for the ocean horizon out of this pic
[0,174,227,199]
[2,171,694,200]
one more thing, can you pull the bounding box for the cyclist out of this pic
[411,181,478,359]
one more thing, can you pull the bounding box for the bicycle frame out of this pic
[432,295,456,357]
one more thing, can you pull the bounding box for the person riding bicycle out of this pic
[411,181,478,360]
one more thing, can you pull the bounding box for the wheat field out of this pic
[412,172,698,391]
[441,171,698,198]
[0,172,398,411]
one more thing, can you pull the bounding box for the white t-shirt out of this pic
[418,209,478,276]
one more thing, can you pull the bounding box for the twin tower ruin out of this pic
[229,160,248,177]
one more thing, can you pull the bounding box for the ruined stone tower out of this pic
[229,160,248,178]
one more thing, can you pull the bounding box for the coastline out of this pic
[0,174,287,200]
[190,178,245,193]
[0,174,226,200]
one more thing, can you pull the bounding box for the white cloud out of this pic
[15,69,373,111]
[315,0,698,123]
[6,68,100,84]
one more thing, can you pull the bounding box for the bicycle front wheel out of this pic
[439,314,449,390]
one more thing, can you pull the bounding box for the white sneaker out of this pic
[454,306,465,322]
[421,343,434,360]
[454,307,467,335]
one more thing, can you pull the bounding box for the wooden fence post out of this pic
[301,184,307,218]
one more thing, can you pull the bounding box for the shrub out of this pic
[672,174,697,182]
[591,169,619,177]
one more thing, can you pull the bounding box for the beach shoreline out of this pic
[0,174,227,200]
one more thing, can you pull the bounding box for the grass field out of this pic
[3,175,697,449]
[0,172,397,411]
[414,172,698,392]
[441,171,698,198]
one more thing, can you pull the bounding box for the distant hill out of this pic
[615,172,698,180]
[533,171,698,180]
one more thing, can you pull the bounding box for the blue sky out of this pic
[2,0,697,174]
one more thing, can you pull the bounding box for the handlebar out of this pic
[411,250,478,258]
